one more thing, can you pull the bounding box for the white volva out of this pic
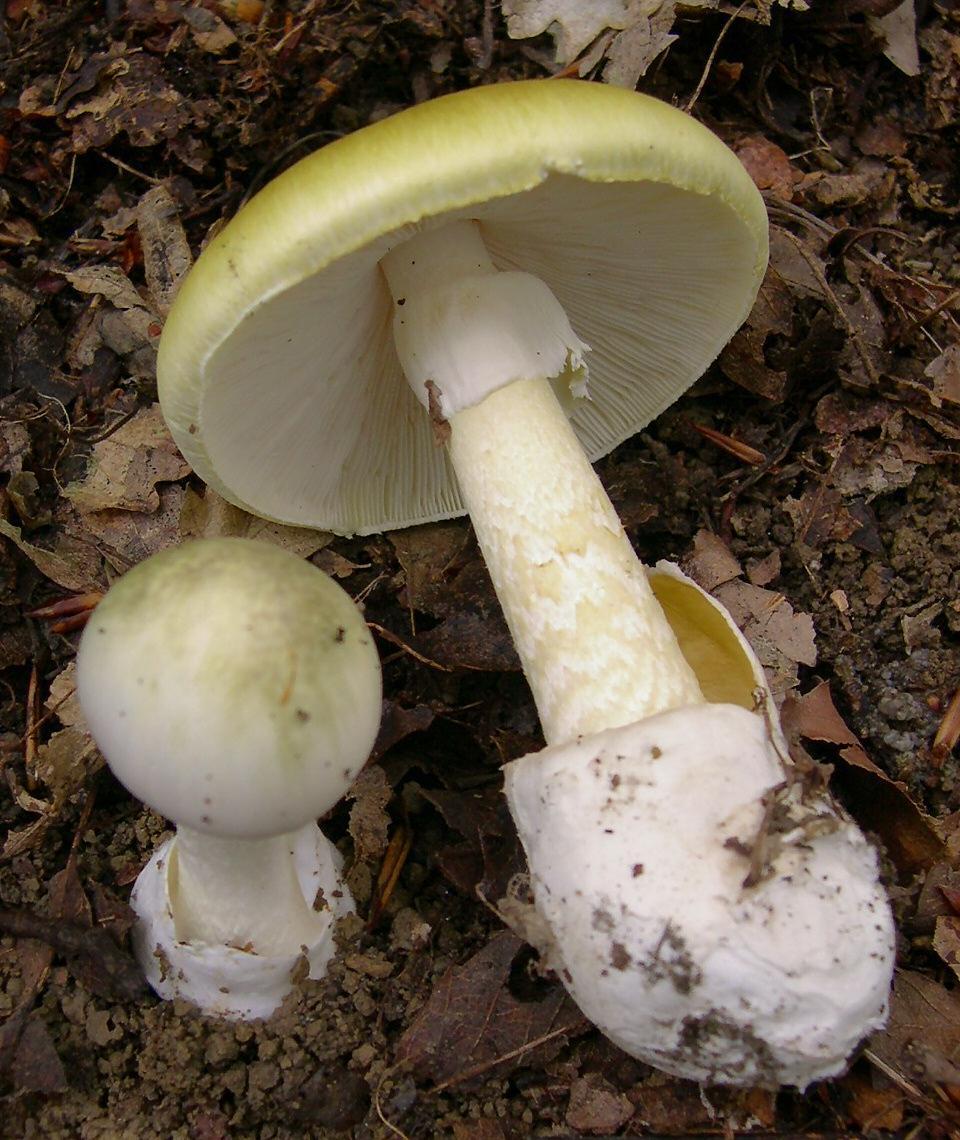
[503,565,896,1087]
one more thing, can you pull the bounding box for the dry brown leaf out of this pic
[29,728,100,809]
[870,970,960,1088]
[565,1072,633,1134]
[681,528,741,591]
[746,549,781,587]
[0,519,101,593]
[840,1068,905,1132]
[735,136,800,201]
[0,421,32,477]
[66,404,190,515]
[781,682,944,875]
[72,484,185,568]
[719,229,800,401]
[63,264,146,311]
[10,1018,68,1096]
[181,3,237,53]
[925,344,960,407]
[713,578,816,695]
[136,184,192,317]
[396,930,588,1088]
[65,51,194,153]
[179,486,332,558]
[933,917,960,983]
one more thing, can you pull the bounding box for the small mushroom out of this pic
[76,538,382,1018]
[504,563,894,1088]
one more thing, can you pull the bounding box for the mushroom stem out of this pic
[171,824,334,957]
[450,378,702,744]
[382,221,702,746]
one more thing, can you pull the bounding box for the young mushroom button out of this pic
[76,538,382,1019]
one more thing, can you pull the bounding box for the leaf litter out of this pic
[1,1,960,1136]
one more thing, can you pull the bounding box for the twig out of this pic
[684,1,750,114]
[430,1024,575,1093]
[778,226,881,386]
[367,622,457,673]
[101,152,163,186]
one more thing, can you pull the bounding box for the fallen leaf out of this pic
[840,1068,904,1132]
[10,1018,67,1095]
[870,970,960,1088]
[735,136,799,201]
[136,185,192,317]
[925,344,960,407]
[0,519,101,592]
[746,549,780,587]
[179,486,331,557]
[681,528,741,592]
[713,578,816,694]
[869,0,920,77]
[933,917,960,983]
[416,609,520,672]
[70,483,185,568]
[502,0,685,86]
[65,51,195,153]
[396,930,588,1088]
[565,1072,633,1134]
[66,404,190,515]
[0,421,31,477]
[63,264,146,311]
[781,682,944,875]
[0,908,148,1003]
[181,3,237,53]
[370,701,435,763]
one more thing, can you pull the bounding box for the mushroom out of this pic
[153,79,893,1075]
[503,562,894,1087]
[76,538,382,1018]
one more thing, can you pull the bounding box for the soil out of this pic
[1,2,959,1138]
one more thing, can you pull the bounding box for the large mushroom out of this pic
[155,80,893,1076]
[159,79,764,741]
[77,538,382,1018]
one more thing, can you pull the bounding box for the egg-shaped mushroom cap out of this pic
[158,80,768,535]
[76,538,382,838]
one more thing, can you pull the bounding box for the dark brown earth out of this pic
[1,2,959,1137]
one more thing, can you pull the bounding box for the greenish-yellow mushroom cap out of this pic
[76,538,382,838]
[158,79,768,535]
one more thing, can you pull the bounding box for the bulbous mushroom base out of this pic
[131,823,353,1019]
[503,704,895,1088]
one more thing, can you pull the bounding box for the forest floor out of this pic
[1,1,959,1137]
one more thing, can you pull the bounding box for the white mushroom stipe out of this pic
[76,538,382,1019]
[382,222,703,746]
[502,564,894,1088]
